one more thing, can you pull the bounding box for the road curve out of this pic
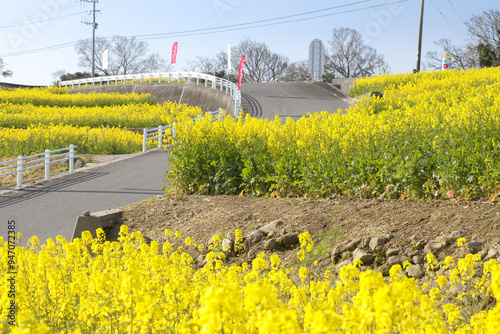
[0,149,168,244]
[241,81,353,120]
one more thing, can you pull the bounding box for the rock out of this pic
[243,238,251,253]
[478,249,488,260]
[222,239,234,253]
[226,231,235,241]
[341,251,353,261]
[335,260,352,274]
[247,248,260,261]
[423,244,433,254]
[408,264,425,279]
[360,237,371,249]
[414,240,426,250]
[353,249,375,265]
[280,233,300,249]
[369,237,386,252]
[82,210,90,216]
[265,238,280,251]
[375,263,391,277]
[412,255,421,264]
[74,157,84,169]
[197,254,205,265]
[249,230,264,245]
[484,248,498,261]
[386,248,399,257]
[468,241,483,254]
[259,220,284,236]
[346,239,361,251]
[331,246,343,262]
[433,240,448,252]
[449,230,461,240]
[143,236,152,245]
[387,255,401,267]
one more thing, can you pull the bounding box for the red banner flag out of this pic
[238,56,245,90]
[171,42,178,64]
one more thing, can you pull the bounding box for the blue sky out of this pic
[0,0,497,85]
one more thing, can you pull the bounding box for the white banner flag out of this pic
[102,49,109,71]
[227,44,231,73]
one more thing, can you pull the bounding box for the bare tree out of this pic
[75,36,168,76]
[230,38,288,83]
[326,27,389,78]
[187,53,226,75]
[0,58,13,77]
[75,37,112,75]
[283,61,311,82]
[466,9,500,46]
[466,9,500,67]
[187,38,288,82]
[424,39,478,70]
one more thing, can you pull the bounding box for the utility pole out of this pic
[81,0,100,77]
[415,0,425,72]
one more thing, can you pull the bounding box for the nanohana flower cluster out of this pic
[168,67,500,200]
[0,87,203,157]
[0,228,498,333]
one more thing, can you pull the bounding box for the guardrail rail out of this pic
[0,145,77,188]
[142,109,222,152]
[59,72,241,116]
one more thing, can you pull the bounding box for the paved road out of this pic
[241,81,353,120]
[0,149,168,244]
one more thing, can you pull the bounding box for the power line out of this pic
[1,0,408,58]
[122,0,409,41]
[429,0,467,41]
[0,3,80,29]
[131,0,376,39]
[0,12,81,29]
[447,0,467,25]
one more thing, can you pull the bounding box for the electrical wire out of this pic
[447,0,467,25]
[429,0,467,41]
[1,0,408,58]
[0,12,81,29]
[0,3,80,29]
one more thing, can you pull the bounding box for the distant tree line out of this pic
[55,9,500,83]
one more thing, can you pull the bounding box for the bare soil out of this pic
[122,195,500,270]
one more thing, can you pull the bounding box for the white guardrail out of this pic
[58,72,242,116]
[0,145,77,188]
[142,109,222,152]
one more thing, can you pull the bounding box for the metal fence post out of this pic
[172,122,177,139]
[143,129,148,152]
[158,125,163,148]
[69,144,75,173]
[45,149,51,180]
[17,155,23,187]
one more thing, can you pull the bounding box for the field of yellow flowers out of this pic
[168,67,500,200]
[0,87,203,156]
[1,227,499,333]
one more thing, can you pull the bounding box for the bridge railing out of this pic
[0,145,77,188]
[142,109,222,152]
[59,72,241,116]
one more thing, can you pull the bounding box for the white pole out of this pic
[45,149,51,180]
[17,155,23,187]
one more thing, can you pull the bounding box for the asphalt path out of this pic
[0,148,168,244]
[241,81,353,120]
